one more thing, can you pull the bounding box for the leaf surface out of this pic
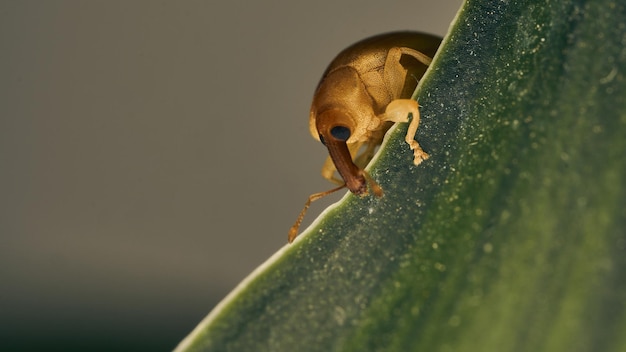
[177,0,626,351]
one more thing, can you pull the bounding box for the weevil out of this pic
[288,32,441,243]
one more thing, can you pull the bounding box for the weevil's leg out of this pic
[384,47,433,96]
[321,156,344,185]
[380,99,429,165]
[397,47,433,66]
[386,47,432,70]
[353,142,378,169]
[381,47,432,165]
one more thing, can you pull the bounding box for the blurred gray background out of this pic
[1,1,461,350]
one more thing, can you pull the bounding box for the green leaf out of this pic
[176,0,626,351]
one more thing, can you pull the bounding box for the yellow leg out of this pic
[381,99,429,165]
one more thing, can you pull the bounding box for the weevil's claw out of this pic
[408,140,429,166]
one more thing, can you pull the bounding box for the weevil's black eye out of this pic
[330,126,351,141]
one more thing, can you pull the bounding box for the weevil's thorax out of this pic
[309,66,378,144]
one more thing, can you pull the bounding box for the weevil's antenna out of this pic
[288,184,346,243]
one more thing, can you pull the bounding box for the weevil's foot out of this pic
[413,151,430,165]
[409,141,429,166]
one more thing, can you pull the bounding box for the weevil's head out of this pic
[314,108,367,195]
[309,67,376,145]
[308,66,382,196]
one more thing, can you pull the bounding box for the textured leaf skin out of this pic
[177,0,626,351]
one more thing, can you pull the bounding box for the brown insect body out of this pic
[289,32,441,243]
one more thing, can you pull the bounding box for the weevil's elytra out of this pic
[288,32,441,243]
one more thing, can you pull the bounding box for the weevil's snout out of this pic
[316,110,369,195]
[323,140,368,196]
